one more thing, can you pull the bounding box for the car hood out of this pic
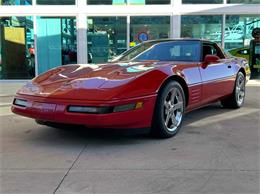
[18,61,170,100]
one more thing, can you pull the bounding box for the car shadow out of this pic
[183,103,230,126]
[19,97,260,151]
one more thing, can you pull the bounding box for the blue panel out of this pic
[130,0,145,4]
[112,0,125,4]
[37,18,62,74]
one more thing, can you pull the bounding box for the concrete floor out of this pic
[0,85,259,193]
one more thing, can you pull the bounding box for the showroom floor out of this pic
[0,83,259,193]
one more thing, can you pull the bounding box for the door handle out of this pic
[227,65,232,68]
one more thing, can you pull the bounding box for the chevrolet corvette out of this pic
[12,39,251,138]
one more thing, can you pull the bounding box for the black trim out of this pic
[67,105,113,114]
[36,119,151,135]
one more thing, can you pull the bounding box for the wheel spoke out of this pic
[171,114,178,126]
[238,77,245,89]
[165,112,171,127]
[173,101,183,111]
[240,91,245,98]
[170,88,177,103]
[164,101,170,110]
[240,79,245,87]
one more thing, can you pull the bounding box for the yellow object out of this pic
[253,65,260,69]
[4,27,25,45]
[228,47,249,61]
[130,42,136,47]
[135,102,143,109]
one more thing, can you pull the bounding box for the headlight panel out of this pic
[113,103,136,112]
[13,99,28,107]
[67,102,143,114]
[67,106,111,114]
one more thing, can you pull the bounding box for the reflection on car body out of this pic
[12,39,250,138]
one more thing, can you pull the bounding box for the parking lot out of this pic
[0,83,259,193]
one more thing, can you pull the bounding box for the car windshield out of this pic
[114,41,201,62]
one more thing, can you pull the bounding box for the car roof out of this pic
[143,38,212,44]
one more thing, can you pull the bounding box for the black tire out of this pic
[221,72,246,109]
[151,81,186,138]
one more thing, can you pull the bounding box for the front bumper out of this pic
[11,94,157,129]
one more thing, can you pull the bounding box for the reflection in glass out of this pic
[1,0,31,5]
[37,0,75,5]
[227,0,260,3]
[118,41,201,62]
[181,15,222,44]
[87,17,127,63]
[87,0,126,5]
[37,17,77,74]
[130,16,170,46]
[130,0,170,5]
[182,0,222,3]
[0,16,34,79]
[225,15,260,50]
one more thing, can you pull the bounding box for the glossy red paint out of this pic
[12,39,250,129]
[201,55,220,69]
[12,94,156,129]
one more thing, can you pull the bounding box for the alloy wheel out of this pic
[236,74,245,106]
[163,87,184,132]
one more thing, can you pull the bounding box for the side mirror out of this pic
[202,55,220,69]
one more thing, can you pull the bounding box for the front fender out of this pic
[115,66,182,99]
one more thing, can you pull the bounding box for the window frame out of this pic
[201,41,226,62]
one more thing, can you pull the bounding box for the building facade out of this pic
[0,0,259,80]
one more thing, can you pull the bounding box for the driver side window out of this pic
[202,44,217,61]
[202,43,224,61]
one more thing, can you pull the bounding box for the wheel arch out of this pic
[158,75,189,107]
[238,67,246,77]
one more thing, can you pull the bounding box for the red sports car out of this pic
[12,39,251,138]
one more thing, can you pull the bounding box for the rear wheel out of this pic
[221,72,246,109]
[151,81,185,138]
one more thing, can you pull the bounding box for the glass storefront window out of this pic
[182,0,222,3]
[1,0,32,5]
[227,0,260,3]
[225,15,260,50]
[37,17,77,74]
[87,17,127,63]
[130,16,170,47]
[37,0,75,5]
[181,15,222,44]
[130,0,170,5]
[0,16,34,79]
[87,0,126,5]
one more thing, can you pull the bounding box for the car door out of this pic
[199,42,236,104]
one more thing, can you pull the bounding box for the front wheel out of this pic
[151,81,186,138]
[221,72,246,109]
